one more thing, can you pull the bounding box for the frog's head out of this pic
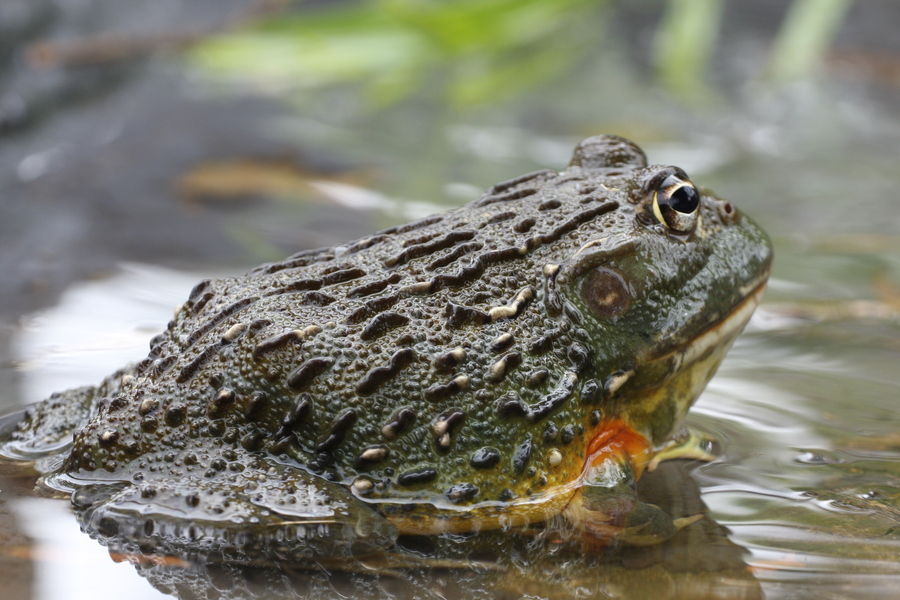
[556,136,773,445]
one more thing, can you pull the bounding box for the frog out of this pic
[0,135,772,559]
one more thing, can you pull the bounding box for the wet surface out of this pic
[2,1,900,598]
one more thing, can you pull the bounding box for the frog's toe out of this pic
[568,486,702,547]
[647,428,719,472]
[617,501,703,546]
[74,460,396,561]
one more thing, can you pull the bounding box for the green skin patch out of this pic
[0,135,772,554]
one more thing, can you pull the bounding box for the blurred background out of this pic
[1,1,900,599]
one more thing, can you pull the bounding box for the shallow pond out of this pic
[1,1,900,598]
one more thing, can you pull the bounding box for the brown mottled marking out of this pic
[287,357,334,391]
[253,331,297,356]
[361,312,409,341]
[401,231,441,248]
[499,371,578,423]
[433,347,467,373]
[316,408,357,451]
[300,291,335,306]
[345,233,389,254]
[488,286,534,321]
[150,355,176,375]
[426,241,483,271]
[379,214,443,235]
[356,348,417,395]
[486,352,522,382]
[398,281,433,296]
[185,296,259,346]
[488,168,556,195]
[475,187,539,208]
[191,291,215,314]
[529,202,618,247]
[221,322,247,343]
[244,391,268,421]
[445,302,489,328]
[348,273,402,298]
[246,318,272,334]
[187,279,211,305]
[382,407,415,439]
[513,218,535,233]
[278,394,311,436]
[241,431,266,451]
[529,327,563,354]
[266,278,322,297]
[176,341,225,383]
[539,199,561,211]
[384,230,476,268]
[484,211,516,225]
[491,333,514,352]
[346,294,400,324]
[429,247,522,291]
[320,267,366,287]
[255,247,334,275]
[424,375,470,402]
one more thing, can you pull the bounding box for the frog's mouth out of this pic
[613,268,770,448]
[645,267,770,367]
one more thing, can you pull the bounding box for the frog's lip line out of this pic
[649,269,770,366]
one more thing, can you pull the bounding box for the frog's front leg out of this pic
[563,421,702,546]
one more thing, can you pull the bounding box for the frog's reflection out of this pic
[86,460,762,600]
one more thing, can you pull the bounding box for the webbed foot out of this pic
[567,463,702,546]
[647,428,718,472]
[0,368,133,463]
[564,420,703,546]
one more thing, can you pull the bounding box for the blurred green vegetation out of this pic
[193,0,609,108]
[192,0,855,108]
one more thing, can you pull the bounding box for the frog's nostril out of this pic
[718,201,737,223]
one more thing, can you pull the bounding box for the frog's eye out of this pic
[652,174,700,233]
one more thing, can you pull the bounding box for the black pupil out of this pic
[668,185,699,213]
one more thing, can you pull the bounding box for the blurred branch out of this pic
[767,0,853,82]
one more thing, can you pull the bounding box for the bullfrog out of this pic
[0,135,772,558]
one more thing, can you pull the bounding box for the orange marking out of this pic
[584,419,651,476]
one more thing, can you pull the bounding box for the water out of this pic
[2,1,900,598]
